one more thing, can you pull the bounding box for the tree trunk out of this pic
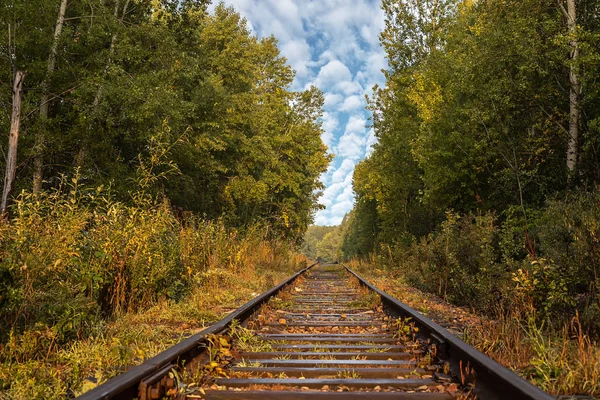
[565,0,580,180]
[33,0,68,194]
[77,0,129,167]
[1,71,26,217]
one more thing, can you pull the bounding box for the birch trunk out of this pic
[33,0,69,194]
[566,0,580,179]
[1,71,26,216]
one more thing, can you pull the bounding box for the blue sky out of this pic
[209,1,387,226]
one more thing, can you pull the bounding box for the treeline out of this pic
[340,0,600,330]
[0,0,329,241]
[300,225,337,260]
[0,0,329,369]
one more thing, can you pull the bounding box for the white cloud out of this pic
[280,39,312,80]
[335,115,368,160]
[345,115,367,134]
[337,133,366,160]
[315,60,352,87]
[331,159,355,183]
[339,95,364,112]
[315,171,355,225]
[337,80,363,95]
[336,182,355,203]
[212,0,386,226]
[320,111,338,149]
[324,93,343,108]
[365,128,377,156]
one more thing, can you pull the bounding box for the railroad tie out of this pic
[201,264,456,399]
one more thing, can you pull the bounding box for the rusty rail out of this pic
[77,263,555,400]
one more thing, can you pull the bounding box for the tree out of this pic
[344,0,600,255]
[1,70,25,216]
[32,0,68,194]
[0,1,330,241]
[558,0,581,180]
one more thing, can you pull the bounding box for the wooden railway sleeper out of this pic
[138,364,176,400]
[77,262,555,400]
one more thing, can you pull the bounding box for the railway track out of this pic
[79,263,554,400]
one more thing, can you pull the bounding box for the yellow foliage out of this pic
[407,72,444,123]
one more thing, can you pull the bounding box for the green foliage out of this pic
[396,212,504,313]
[537,192,600,333]
[300,225,336,259]
[340,0,600,335]
[345,0,600,250]
[0,1,330,242]
[317,230,343,262]
[369,192,600,331]
[0,175,303,346]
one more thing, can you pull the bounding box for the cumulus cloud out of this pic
[320,111,339,150]
[212,0,387,226]
[345,115,367,134]
[280,39,312,80]
[332,159,355,183]
[336,115,367,160]
[337,133,366,160]
[324,93,343,109]
[339,95,364,112]
[365,128,377,156]
[315,60,352,88]
[315,170,355,225]
[316,171,354,225]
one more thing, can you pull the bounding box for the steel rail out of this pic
[344,265,555,400]
[77,262,557,400]
[77,262,318,400]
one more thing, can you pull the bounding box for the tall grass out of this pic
[463,309,600,396]
[345,198,600,397]
[0,176,306,397]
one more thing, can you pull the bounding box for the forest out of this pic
[0,1,327,397]
[1,0,600,398]
[305,0,600,395]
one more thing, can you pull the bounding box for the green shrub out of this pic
[0,175,299,352]
[395,211,505,313]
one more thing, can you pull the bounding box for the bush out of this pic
[0,176,300,352]
[379,190,600,331]
[536,192,600,333]
[396,211,505,313]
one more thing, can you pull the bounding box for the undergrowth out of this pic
[0,176,307,398]
[347,259,600,397]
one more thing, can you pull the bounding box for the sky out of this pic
[209,0,387,226]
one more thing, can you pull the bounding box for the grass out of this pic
[0,260,301,398]
[230,322,274,353]
[0,183,308,398]
[344,258,600,397]
[336,370,361,379]
[464,311,600,396]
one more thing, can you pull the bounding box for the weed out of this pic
[393,317,420,342]
[0,180,306,398]
[229,320,273,353]
[236,359,262,368]
[336,370,361,379]
[366,347,390,353]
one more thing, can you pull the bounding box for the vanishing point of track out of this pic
[79,263,555,400]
